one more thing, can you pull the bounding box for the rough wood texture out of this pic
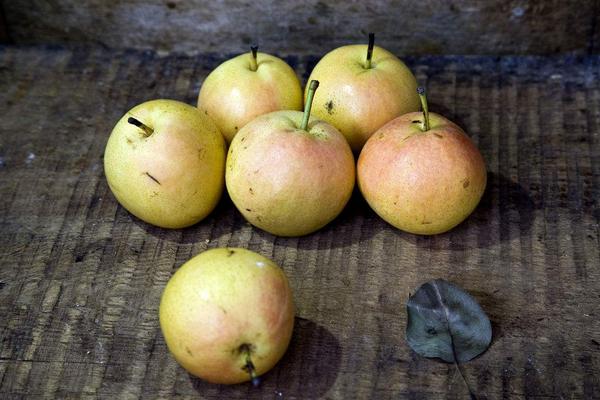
[3,0,600,56]
[1,45,599,399]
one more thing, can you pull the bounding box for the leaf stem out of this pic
[249,46,258,71]
[365,33,375,69]
[301,80,319,131]
[127,116,153,137]
[417,87,430,132]
[431,281,477,400]
[448,327,477,399]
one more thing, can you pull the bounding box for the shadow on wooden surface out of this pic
[396,172,537,251]
[132,191,248,245]
[133,171,538,252]
[189,317,341,398]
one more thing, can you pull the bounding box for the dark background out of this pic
[1,0,599,55]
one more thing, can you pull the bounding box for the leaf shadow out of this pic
[188,317,341,399]
[394,172,537,250]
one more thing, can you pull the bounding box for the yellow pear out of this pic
[198,47,303,143]
[159,248,295,385]
[306,34,420,152]
[358,88,487,235]
[226,81,355,237]
[104,99,225,228]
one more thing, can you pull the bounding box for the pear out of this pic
[198,47,303,143]
[104,99,225,228]
[226,81,355,236]
[358,88,487,235]
[306,34,420,152]
[159,248,295,385]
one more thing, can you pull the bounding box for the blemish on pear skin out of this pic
[234,126,239,131]
[186,347,193,356]
[412,120,421,124]
[421,220,432,225]
[325,100,334,115]
[463,179,470,188]
[227,249,235,257]
[246,208,252,212]
[249,187,254,195]
[145,172,161,185]
[433,133,443,138]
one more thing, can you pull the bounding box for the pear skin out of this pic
[358,112,486,235]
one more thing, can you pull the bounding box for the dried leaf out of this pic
[406,279,492,363]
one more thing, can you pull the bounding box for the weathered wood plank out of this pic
[3,1,599,56]
[0,46,599,399]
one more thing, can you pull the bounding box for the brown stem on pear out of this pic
[417,87,430,132]
[300,80,319,131]
[127,116,154,136]
[249,46,258,71]
[241,344,261,387]
[365,33,375,69]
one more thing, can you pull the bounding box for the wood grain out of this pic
[3,0,600,56]
[0,45,599,399]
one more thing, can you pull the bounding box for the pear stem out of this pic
[417,87,430,132]
[127,116,153,136]
[242,346,261,387]
[249,46,258,71]
[301,80,319,131]
[365,33,375,69]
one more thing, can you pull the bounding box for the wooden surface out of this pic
[0,45,599,399]
[3,0,600,56]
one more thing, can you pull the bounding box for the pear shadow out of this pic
[395,172,537,250]
[252,186,385,251]
[189,317,341,399]
[131,191,246,244]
